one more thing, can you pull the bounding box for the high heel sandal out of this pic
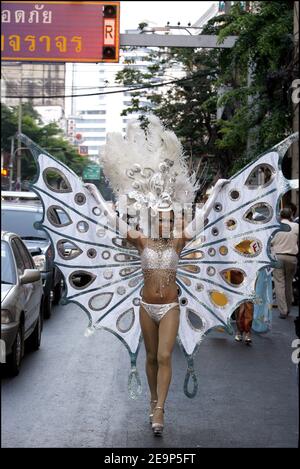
[234,332,243,342]
[152,406,164,436]
[244,332,252,345]
[149,400,157,424]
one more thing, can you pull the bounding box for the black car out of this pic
[2,200,64,318]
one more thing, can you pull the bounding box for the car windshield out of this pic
[2,208,47,239]
[1,240,17,285]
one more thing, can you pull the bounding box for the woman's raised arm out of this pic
[84,183,141,243]
[184,179,229,239]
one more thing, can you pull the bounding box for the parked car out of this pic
[1,190,40,202]
[2,199,64,318]
[1,231,43,375]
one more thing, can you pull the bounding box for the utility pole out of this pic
[71,63,75,116]
[9,136,14,191]
[15,64,23,191]
[16,97,22,191]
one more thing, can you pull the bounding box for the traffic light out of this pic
[103,5,116,18]
[1,168,9,177]
[103,46,116,59]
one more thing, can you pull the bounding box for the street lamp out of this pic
[140,24,204,36]
[141,26,171,34]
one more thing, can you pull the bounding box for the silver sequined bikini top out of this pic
[141,239,179,271]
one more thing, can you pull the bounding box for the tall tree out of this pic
[116,1,295,181]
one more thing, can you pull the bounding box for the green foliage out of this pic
[117,1,295,180]
[1,102,89,183]
[214,1,295,161]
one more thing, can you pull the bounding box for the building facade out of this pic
[65,30,155,162]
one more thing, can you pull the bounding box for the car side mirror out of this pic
[20,269,41,284]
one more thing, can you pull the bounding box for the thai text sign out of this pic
[1,1,120,62]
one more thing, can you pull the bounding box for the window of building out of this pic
[76,119,106,124]
[76,128,106,132]
[83,137,106,141]
[80,110,106,115]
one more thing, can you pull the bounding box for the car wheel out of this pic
[52,280,62,305]
[27,309,43,351]
[42,293,52,319]
[7,324,24,376]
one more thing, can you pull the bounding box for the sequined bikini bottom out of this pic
[141,301,179,323]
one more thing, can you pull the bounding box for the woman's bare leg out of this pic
[244,302,254,333]
[154,305,180,424]
[236,304,245,333]
[139,306,159,401]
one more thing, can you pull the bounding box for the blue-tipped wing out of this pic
[18,133,143,397]
[177,133,298,396]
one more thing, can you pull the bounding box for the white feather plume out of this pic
[99,115,199,211]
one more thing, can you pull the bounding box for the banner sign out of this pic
[1,1,120,62]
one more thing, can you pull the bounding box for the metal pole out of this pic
[120,33,237,48]
[9,136,14,191]
[71,63,75,115]
[16,98,22,190]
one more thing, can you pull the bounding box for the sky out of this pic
[120,1,215,32]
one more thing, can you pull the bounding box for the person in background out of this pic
[286,202,299,223]
[271,208,299,318]
[234,301,254,345]
[230,269,254,344]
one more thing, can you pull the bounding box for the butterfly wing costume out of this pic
[17,122,298,399]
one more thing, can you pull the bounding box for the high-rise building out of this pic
[65,28,187,163]
[193,1,251,28]
[64,30,158,162]
[1,62,66,131]
[1,62,65,107]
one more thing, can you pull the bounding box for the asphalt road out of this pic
[1,303,298,448]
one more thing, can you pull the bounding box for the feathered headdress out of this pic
[100,115,199,217]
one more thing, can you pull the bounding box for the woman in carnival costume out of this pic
[17,117,298,437]
[86,116,228,435]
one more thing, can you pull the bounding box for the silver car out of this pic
[1,231,43,375]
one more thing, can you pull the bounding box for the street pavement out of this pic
[1,302,298,448]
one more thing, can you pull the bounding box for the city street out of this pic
[2,302,298,448]
[1,0,299,453]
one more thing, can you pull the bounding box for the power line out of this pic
[2,65,178,71]
[2,83,180,91]
[3,76,195,99]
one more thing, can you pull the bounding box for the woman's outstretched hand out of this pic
[84,182,97,196]
[84,183,103,204]
[215,178,230,188]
